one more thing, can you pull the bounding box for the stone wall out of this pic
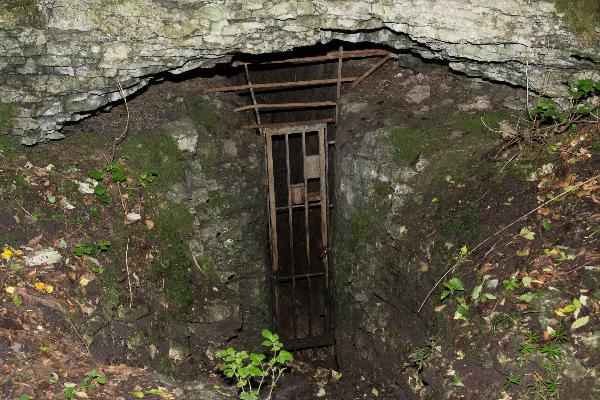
[331,58,526,395]
[77,83,271,377]
[0,0,598,144]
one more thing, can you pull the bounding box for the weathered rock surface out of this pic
[0,0,598,143]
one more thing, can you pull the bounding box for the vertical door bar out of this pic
[323,126,332,334]
[301,131,314,337]
[319,127,329,289]
[266,134,279,328]
[284,133,298,339]
[266,134,278,270]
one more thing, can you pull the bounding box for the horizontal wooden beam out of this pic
[241,118,334,130]
[234,101,336,112]
[244,49,390,66]
[205,77,357,93]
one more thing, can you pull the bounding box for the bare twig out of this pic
[190,246,208,278]
[111,79,130,162]
[125,237,133,308]
[67,313,91,356]
[417,173,600,313]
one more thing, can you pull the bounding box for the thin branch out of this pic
[111,79,130,162]
[125,237,133,308]
[417,173,600,313]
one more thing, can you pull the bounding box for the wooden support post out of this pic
[243,63,262,131]
[335,46,343,124]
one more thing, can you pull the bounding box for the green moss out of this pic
[127,330,149,349]
[186,96,220,127]
[150,204,195,320]
[0,102,15,135]
[156,203,195,238]
[438,202,479,245]
[388,127,428,166]
[198,142,218,174]
[0,0,46,28]
[591,134,600,155]
[351,211,372,244]
[118,133,185,193]
[374,180,393,198]
[554,0,600,44]
[386,105,508,167]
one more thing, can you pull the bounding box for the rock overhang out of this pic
[0,0,598,144]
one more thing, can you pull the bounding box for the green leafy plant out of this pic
[524,331,540,343]
[63,370,106,399]
[88,170,105,181]
[139,168,158,186]
[105,162,126,183]
[216,329,293,400]
[519,342,536,355]
[409,337,438,371]
[93,184,109,204]
[519,227,535,241]
[97,241,111,252]
[73,244,94,257]
[549,330,568,343]
[503,278,518,291]
[504,375,521,389]
[440,277,465,300]
[532,99,565,123]
[540,344,562,360]
[543,362,556,372]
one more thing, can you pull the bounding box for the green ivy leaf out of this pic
[519,227,535,241]
[571,316,589,330]
[471,284,483,300]
[517,292,534,303]
[451,373,465,387]
[12,294,22,307]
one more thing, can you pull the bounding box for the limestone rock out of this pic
[405,85,431,104]
[24,247,62,266]
[0,1,597,143]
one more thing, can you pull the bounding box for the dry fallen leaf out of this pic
[144,219,155,230]
[28,234,44,246]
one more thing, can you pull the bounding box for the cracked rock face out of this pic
[0,0,598,144]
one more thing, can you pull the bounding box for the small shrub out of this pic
[216,329,293,400]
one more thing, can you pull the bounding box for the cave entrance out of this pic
[206,45,391,349]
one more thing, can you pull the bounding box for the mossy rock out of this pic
[554,0,600,44]
[0,0,46,28]
[385,105,508,167]
[185,96,220,127]
[117,133,185,194]
[0,102,15,136]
